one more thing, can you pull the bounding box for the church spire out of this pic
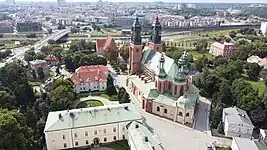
[157,53,167,78]
[131,17,142,45]
[151,16,162,44]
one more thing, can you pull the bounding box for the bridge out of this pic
[33,28,70,51]
[0,29,71,68]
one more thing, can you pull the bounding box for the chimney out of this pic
[58,113,62,119]
[144,136,148,142]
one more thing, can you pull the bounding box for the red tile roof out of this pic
[96,35,118,53]
[70,65,108,84]
[45,55,60,62]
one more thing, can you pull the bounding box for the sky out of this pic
[5,0,267,3]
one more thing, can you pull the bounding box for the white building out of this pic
[44,104,163,150]
[231,137,267,150]
[223,107,254,138]
[260,22,267,35]
[247,55,267,69]
[259,129,267,143]
[70,65,109,93]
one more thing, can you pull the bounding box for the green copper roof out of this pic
[177,84,199,109]
[147,89,159,99]
[157,53,168,78]
[174,66,187,82]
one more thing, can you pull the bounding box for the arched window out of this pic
[180,86,184,96]
[186,113,189,117]
[164,109,167,114]
[178,112,183,116]
[157,106,160,112]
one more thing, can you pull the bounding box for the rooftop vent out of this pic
[58,113,62,119]
[145,136,148,142]
[70,112,75,118]
[135,124,139,128]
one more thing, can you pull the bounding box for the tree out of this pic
[238,92,261,111]
[50,85,75,111]
[24,50,36,62]
[48,39,56,45]
[195,39,208,52]
[52,78,73,90]
[0,91,16,109]
[118,87,126,101]
[229,31,237,38]
[37,68,45,80]
[36,52,45,60]
[245,63,262,80]
[0,109,34,150]
[26,33,36,38]
[31,69,37,80]
[120,92,130,104]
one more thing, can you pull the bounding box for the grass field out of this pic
[76,100,104,108]
[246,80,265,95]
[187,50,214,60]
[28,81,42,86]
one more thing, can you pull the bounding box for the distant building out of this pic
[209,42,236,57]
[0,21,13,33]
[29,60,49,78]
[70,65,109,93]
[247,55,267,69]
[44,55,60,66]
[260,22,267,35]
[223,107,254,138]
[57,0,65,5]
[96,35,118,61]
[44,104,164,150]
[16,21,42,32]
[231,137,267,150]
[5,0,15,5]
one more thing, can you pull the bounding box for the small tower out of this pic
[156,53,167,93]
[149,16,163,52]
[129,17,143,75]
[172,50,190,97]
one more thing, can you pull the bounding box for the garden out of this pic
[76,100,104,108]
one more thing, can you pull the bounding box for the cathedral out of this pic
[126,17,199,125]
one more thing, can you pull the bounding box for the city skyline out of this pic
[2,0,267,3]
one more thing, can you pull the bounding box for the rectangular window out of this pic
[94,130,97,135]
[113,136,117,140]
[85,131,88,136]
[104,129,107,134]
[75,141,78,146]
[64,143,67,148]
[113,127,116,132]
[85,140,89,145]
[62,135,65,140]
[74,133,77,138]
[122,135,125,139]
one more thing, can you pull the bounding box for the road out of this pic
[107,64,231,150]
[0,29,70,68]
[194,97,211,134]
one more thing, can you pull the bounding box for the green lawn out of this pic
[49,71,55,77]
[246,80,265,95]
[28,81,42,86]
[187,50,214,60]
[100,93,110,99]
[76,100,104,108]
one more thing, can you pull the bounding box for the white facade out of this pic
[44,104,143,150]
[45,121,129,150]
[231,137,266,150]
[260,22,267,35]
[223,107,254,139]
[74,81,107,93]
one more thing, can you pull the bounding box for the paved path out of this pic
[71,96,119,108]
[194,96,211,135]
[107,64,232,150]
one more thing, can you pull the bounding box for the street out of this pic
[107,64,231,150]
[194,97,211,134]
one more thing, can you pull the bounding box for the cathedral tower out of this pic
[149,16,163,52]
[129,17,143,75]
